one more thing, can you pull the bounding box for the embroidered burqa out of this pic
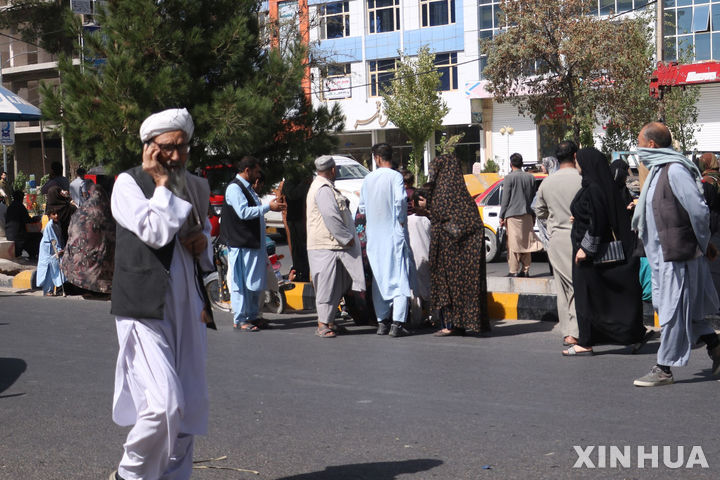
[428,155,489,332]
[571,148,645,347]
[61,184,116,293]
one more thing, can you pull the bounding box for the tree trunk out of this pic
[411,140,425,181]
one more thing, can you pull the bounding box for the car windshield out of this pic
[205,166,236,195]
[336,163,369,180]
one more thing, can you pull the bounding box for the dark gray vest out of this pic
[110,167,175,320]
[652,164,700,262]
[219,178,261,248]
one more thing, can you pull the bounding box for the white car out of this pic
[264,155,369,231]
[474,174,547,262]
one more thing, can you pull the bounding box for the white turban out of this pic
[139,108,194,143]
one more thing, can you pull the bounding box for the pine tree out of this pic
[37,0,344,181]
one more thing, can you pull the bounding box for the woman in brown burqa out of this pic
[61,183,116,293]
[428,154,490,336]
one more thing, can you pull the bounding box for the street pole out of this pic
[656,0,663,63]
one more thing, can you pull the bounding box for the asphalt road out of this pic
[2,291,719,480]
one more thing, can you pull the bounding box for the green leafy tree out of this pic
[36,0,344,183]
[382,46,449,179]
[482,0,655,146]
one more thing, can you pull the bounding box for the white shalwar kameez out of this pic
[359,167,414,323]
[111,173,210,480]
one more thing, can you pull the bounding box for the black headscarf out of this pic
[574,148,632,249]
[609,160,629,188]
[45,186,76,242]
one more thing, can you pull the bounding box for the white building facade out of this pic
[301,0,720,172]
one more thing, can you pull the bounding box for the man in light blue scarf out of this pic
[632,122,720,387]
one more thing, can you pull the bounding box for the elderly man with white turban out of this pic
[109,108,214,480]
[306,155,365,337]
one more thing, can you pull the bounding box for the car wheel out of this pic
[484,227,498,263]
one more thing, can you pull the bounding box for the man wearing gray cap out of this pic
[306,155,365,337]
[109,108,214,480]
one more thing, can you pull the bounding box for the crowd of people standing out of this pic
[6,107,720,480]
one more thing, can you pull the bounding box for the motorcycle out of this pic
[203,236,286,314]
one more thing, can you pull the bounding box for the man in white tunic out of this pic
[359,143,413,337]
[632,122,720,387]
[306,155,365,337]
[220,156,285,331]
[110,108,214,480]
[534,140,582,346]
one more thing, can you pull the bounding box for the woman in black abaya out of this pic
[563,148,647,356]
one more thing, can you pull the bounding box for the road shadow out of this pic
[0,357,27,395]
[673,369,719,384]
[486,319,555,337]
[274,458,443,480]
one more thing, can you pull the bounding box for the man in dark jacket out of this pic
[499,153,542,277]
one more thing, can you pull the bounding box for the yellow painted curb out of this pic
[488,292,519,320]
[654,312,659,328]
[12,270,34,289]
[283,282,314,311]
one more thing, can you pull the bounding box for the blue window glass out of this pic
[678,34,694,57]
[696,32,711,59]
[664,36,677,61]
[325,2,344,14]
[713,32,720,60]
[450,0,455,24]
[618,0,633,13]
[479,29,493,39]
[665,9,676,34]
[434,53,457,91]
[693,4,711,32]
[663,0,676,7]
[712,3,720,31]
[677,8,692,34]
[600,0,614,15]
[676,0,691,6]
[369,59,396,96]
[479,56,488,79]
[428,1,449,26]
[635,0,648,7]
[479,5,494,29]
[368,0,399,33]
[495,4,503,27]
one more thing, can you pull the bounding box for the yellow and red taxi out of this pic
[474,173,546,262]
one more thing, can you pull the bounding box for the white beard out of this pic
[166,167,188,201]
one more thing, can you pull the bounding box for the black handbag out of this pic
[496,226,507,252]
[593,229,625,265]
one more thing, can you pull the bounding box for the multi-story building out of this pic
[292,0,720,173]
[0,21,63,180]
